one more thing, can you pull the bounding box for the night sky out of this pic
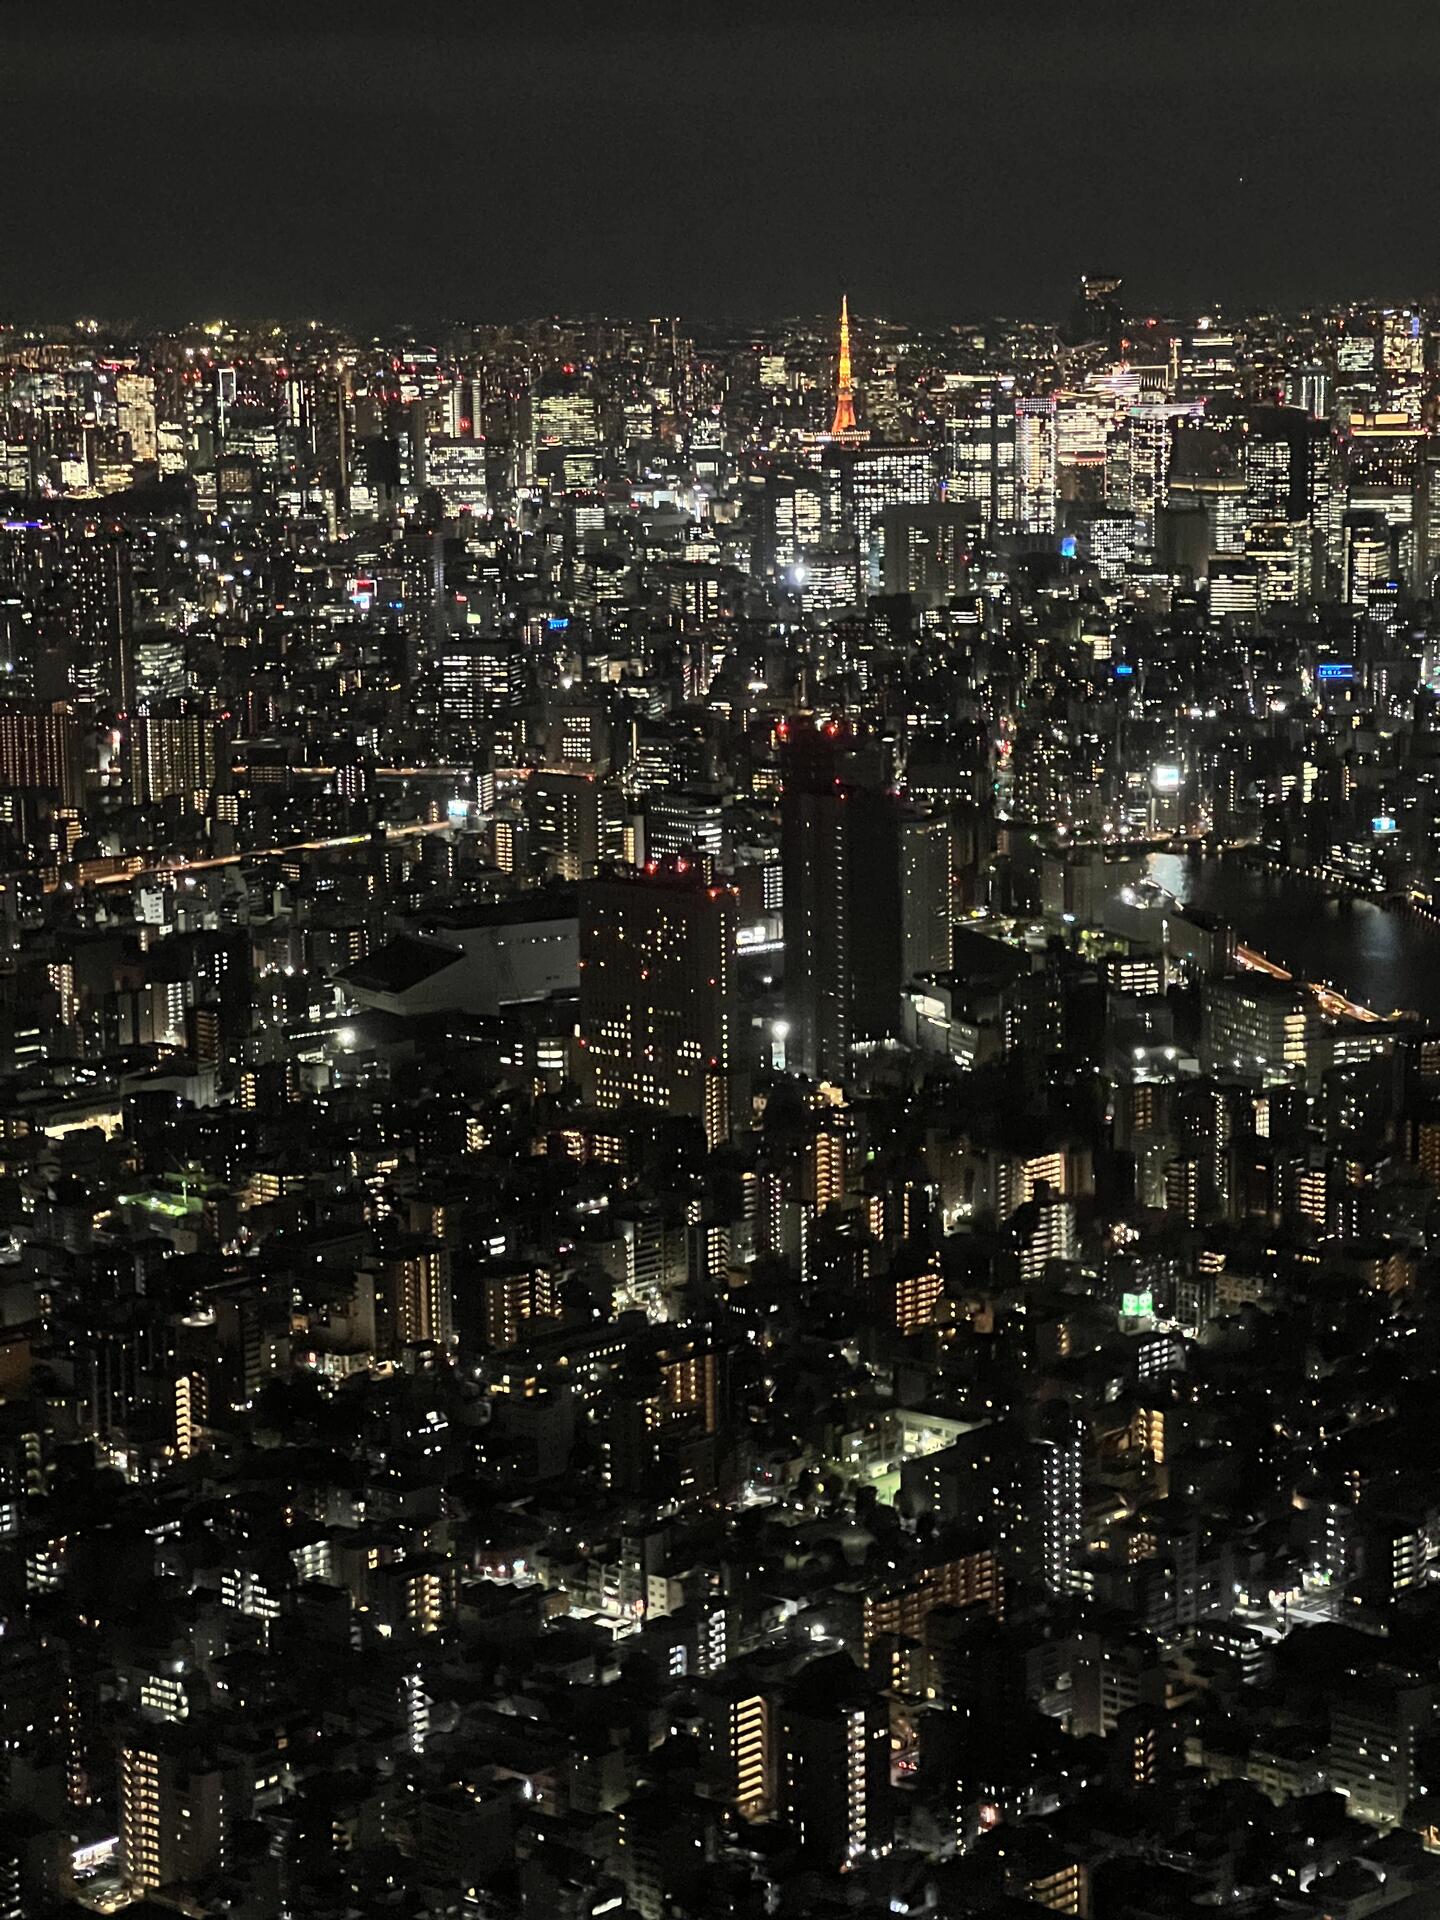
[6,0,1440,326]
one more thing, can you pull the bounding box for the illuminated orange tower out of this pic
[830,294,857,435]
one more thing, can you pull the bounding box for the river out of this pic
[1145,852,1440,1023]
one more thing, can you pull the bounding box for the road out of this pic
[1235,944,1386,1023]
[77,819,453,889]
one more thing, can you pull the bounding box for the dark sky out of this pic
[6,0,1440,326]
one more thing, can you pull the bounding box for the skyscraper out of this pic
[61,523,133,709]
[944,388,1017,532]
[531,371,603,489]
[116,371,158,464]
[898,810,954,981]
[839,445,935,589]
[1059,272,1125,349]
[781,718,853,1080]
[579,860,737,1148]
[1014,397,1059,534]
[781,720,932,1078]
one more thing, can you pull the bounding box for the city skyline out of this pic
[14,23,1440,1910]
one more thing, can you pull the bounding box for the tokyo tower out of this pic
[830,294,857,435]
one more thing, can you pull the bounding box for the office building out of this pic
[579,860,737,1148]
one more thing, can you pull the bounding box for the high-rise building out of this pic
[1072,506,1145,580]
[691,1679,772,1816]
[439,639,521,726]
[898,809,954,982]
[0,702,84,806]
[579,860,737,1148]
[381,1238,454,1352]
[531,373,603,490]
[781,720,930,1077]
[479,1266,560,1352]
[1285,363,1332,418]
[783,718,953,1072]
[1015,396,1059,534]
[0,1812,62,1920]
[837,445,934,589]
[119,1730,226,1894]
[1056,386,1115,505]
[944,387,1017,531]
[1240,407,1331,528]
[1415,445,1440,596]
[764,469,825,576]
[641,788,724,868]
[781,719,853,1080]
[116,371,158,464]
[1031,1418,1084,1595]
[1343,411,1421,581]
[777,1654,892,1869]
[1113,402,1194,534]
[1059,272,1124,348]
[1381,308,1425,379]
[127,709,218,806]
[1201,975,1310,1083]
[1207,555,1261,624]
[879,502,974,604]
[59,523,133,708]
[1342,511,1393,609]
[525,767,624,881]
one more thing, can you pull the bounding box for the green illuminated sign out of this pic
[118,1191,202,1220]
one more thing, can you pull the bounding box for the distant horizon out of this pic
[10,293,1440,342]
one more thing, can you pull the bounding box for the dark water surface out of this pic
[1146,852,1440,1023]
